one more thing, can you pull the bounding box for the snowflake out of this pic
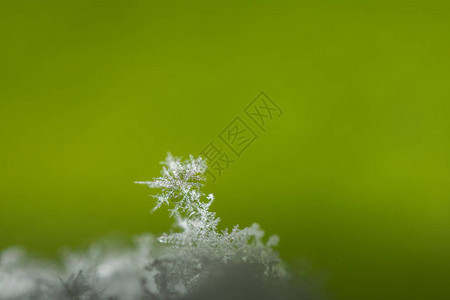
[135,153,281,275]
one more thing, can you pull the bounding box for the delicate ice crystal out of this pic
[0,153,289,300]
[135,154,282,283]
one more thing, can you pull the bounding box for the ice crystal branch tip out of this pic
[135,153,208,216]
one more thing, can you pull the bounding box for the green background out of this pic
[1,1,449,299]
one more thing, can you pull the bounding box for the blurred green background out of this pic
[1,1,449,299]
